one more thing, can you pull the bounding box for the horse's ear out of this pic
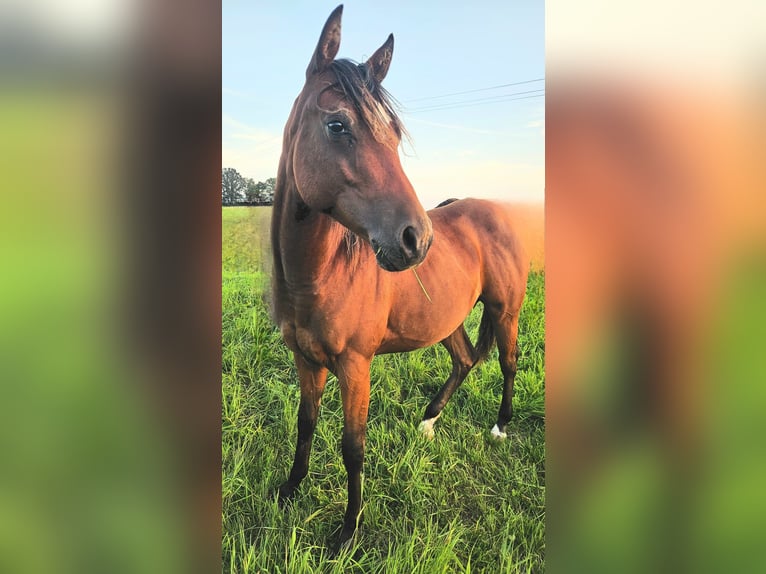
[365,34,394,83]
[307,5,343,77]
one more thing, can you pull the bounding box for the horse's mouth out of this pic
[372,240,430,272]
[369,220,433,272]
[375,250,406,272]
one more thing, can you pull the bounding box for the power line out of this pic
[407,88,544,111]
[401,78,544,104]
[405,89,544,113]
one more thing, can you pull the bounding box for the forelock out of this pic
[328,58,406,145]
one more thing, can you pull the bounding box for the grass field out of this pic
[223,207,274,276]
[222,207,545,572]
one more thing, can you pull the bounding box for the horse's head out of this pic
[283,5,432,271]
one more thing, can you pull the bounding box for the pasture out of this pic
[222,206,545,572]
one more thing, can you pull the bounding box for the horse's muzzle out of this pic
[371,220,433,272]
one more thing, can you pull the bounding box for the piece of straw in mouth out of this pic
[412,268,432,302]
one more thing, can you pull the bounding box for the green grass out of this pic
[223,206,273,276]
[222,207,545,572]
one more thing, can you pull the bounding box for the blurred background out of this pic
[546,0,766,572]
[0,1,220,573]
[0,0,764,572]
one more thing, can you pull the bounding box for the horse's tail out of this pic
[473,303,496,365]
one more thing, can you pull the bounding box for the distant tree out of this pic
[244,177,259,204]
[242,176,276,205]
[244,179,266,204]
[262,177,276,204]
[222,167,246,205]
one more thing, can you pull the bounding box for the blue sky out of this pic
[223,1,544,207]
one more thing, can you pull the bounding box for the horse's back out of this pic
[429,197,530,308]
[429,198,529,267]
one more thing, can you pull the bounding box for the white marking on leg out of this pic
[491,424,507,440]
[418,413,440,439]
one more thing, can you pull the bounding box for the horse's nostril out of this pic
[401,226,418,255]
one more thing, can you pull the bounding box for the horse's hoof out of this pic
[490,424,507,440]
[418,415,440,439]
[334,526,357,554]
[418,420,435,439]
[276,483,296,508]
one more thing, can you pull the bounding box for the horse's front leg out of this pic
[336,351,372,548]
[278,354,328,502]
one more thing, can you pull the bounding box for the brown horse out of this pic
[271,5,529,546]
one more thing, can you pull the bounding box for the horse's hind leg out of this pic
[278,355,328,502]
[489,311,520,440]
[419,326,476,438]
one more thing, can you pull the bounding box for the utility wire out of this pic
[407,88,544,111]
[405,89,544,113]
[401,78,544,104]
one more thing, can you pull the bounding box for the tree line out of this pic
[222,167,275,206]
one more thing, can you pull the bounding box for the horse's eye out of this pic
[327,120,345,134]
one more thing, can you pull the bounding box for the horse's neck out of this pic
[272,185,344,290]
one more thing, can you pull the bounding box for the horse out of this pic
[270,5,529,547]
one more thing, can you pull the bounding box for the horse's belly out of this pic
[377,303,472,354]
[376,335,443,354]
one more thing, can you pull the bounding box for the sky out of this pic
[223,1,544,208]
